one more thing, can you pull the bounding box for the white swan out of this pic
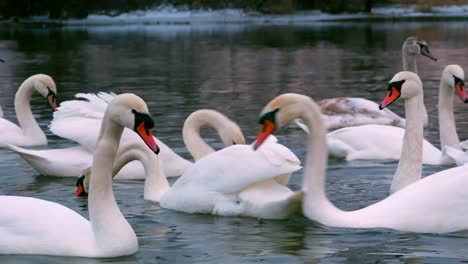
[254,86,468,233]
[9,94,244,178]
[76,136,302,220]
[0,74,57,147]
[0,93,160,257]
[317,36,435,130]
[327,65,467,166]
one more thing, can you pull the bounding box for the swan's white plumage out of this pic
[160,136,302,219]
[327,125,442,164]
[0,196,95,256]
[7,145,92,177]
[336,165,468,233]
[445,146,468,166]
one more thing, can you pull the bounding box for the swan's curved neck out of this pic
[14,78,46,143]
[297,99,349,225]
[390,94,424,194]
[402,49,428,126]
[438,79,460,160]
[112,143,170,202]
[402,52,417,74]
[183,110,229,161]
[88,115,134,246]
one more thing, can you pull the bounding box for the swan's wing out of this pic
[50,116,191,176]
[53,92,116,120]
[0,118,24,136]
[445,146,468,166]
[0,196,93,256]
[175,141,301,194]
[49,117,101,150]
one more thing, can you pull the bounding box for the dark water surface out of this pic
[0,22,467,263]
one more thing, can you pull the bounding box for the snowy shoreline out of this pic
[1,4,468,26]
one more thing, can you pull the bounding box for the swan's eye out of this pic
[387,80,405,92]
[258,108,279,125]
[453,75,465,87]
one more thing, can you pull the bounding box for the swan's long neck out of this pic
[89,116,135,247]
[299,100,350,225]
[183,110,228,161]
[402,52,417,74]
[112,143,170,202]
[390,94,424,194]
[438,79,460,161]
[14,79,46,143]
[402,49,428,126]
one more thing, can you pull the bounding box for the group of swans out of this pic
[9,98,246,178]
[76,134,302,219]
[254,79,468,233]
[316,36,436,130]
[327,64,468,166]
[0,94,159,257]
[1,39,467,258]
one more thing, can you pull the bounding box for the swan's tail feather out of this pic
[52,92,117,121]
[6,144,48,163]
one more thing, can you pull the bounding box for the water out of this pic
[0,21,468,263]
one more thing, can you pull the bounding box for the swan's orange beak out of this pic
[74,175,87,197]
[379,87,401,110]
[47,94,57,111]
[456,81,468,103]
[254,120,276,150]
[136,122,160,154]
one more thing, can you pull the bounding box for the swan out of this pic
[316,36,435,130]
[8,93,244,178]
[0,74,57,147]
[254,84,468,233]
[76,136,302,220]
[327,64,467,165]
[0,93,160,257]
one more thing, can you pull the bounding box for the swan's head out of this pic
[75,167,91,197]
[402,36,437,61]
[442,65,467,103]
[254,93,314,150]
[220,121,246,146]
[30,74,57,111]
[379,71,422,110]
[107,93,160,154]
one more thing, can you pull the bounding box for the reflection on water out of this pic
[0,22,467,263]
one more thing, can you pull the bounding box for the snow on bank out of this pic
[7,4,468,26]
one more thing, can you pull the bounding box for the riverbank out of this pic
[1,3,468,26]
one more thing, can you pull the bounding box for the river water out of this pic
[0,21,467,263]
